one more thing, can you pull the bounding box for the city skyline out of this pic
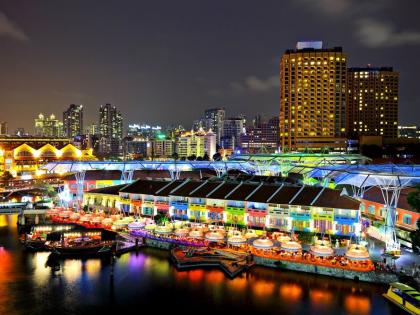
[1,1,420,131]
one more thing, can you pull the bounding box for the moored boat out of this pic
[383,282,420,315]
[21,224,79,251]
[45,229,116,256]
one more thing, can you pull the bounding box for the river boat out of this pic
[21,224,79,251]
[383,282,420,315]
[45,229,116,256]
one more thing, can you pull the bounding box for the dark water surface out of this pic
[0,215,404,315]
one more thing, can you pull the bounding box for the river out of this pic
[0,215,405,315]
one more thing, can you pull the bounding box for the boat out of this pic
[21,224,79,251]
[383,282,420,315]
[45,229,116,256]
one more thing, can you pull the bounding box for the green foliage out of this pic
[407,186,420,213]
[33,181,57,198]
[154,213,169,225]
[410,219,420,252]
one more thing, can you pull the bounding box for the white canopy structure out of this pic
[304,164,420,254]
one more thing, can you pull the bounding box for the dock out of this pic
[171,247,254,278]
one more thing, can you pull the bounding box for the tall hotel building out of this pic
[98,103,123,156]
[63,104,83,138]
[347,66,399,139]
[279,41,347,151]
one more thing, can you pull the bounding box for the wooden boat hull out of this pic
[48,244,113,257]
[21,240,47,251]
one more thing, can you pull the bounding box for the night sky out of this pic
[1,0,420,132]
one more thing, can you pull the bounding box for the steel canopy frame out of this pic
[292,164,420,253]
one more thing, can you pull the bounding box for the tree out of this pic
[212,152,222,161]
[408,186,420,213]
[0,171,14,187]
[187,155,196,161]
[171,152,179,161]
[196,156,203,161]
[33,182,57,198]
[409,186,420,251]
[202,153,210,161]
[361,144,383,159]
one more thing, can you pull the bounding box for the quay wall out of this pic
[253,256,398,284]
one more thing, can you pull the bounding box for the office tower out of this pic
[347,66,399,139]
[34,113,64,137]
[204,108,225,144]
[0,122,8,135]
[86,124,99,136]
[280,41,347,151]
[221,117,244,150]
[240,116,280,153]
[98,103,123,156]
[63,104,83,138]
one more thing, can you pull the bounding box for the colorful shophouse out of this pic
[116,178,361,236]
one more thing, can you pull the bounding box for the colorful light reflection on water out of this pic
[0,215,406,315]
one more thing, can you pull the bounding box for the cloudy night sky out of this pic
[1,0,420,132]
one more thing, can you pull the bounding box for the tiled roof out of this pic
[120,179,170,194]
[362,187,416,211]
[247,184,279,203]
[188,181,222,198]
[290,186,323,206]
[87,184,127,195]
[63,170,122,181]
[269,186,301,204]
[207,182,240,199]
[170,180,204,196]
[313,189,360,210]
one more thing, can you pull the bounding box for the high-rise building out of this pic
[98,103,123,156]
[176,130,216,158]
[221,117,244,150]
[63,104,83,138]
[0,122,8,135]
[34,113,64,137]
[347,66,399,139]
[280,41,347,151]
[86,124,99,136]
[204,108,225,144]
[240,116,280,153]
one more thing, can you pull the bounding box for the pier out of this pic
[171,247,254,278]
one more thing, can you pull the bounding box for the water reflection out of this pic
[0,215,405,315]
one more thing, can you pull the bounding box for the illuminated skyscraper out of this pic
[98,103,123,156]
[63,104,83,138]
[204,107,225,144]
[35,113,64,137]
[279,41,347,151]
[347,66,399,139]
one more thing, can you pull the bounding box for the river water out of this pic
[0,215,405,315]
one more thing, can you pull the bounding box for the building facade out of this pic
[398,125,420,139]
[221,117,244,150]
[63,104,83,138]
[98,103,123,156]
[0,122,8,136]
[347,66,399,139]
[240,116,280,153]
[0,137,95,176]
[107,178,361,237]
[204,108,225,144]
[176,130,216,159]
[34,113,64,137]
[280,41,347,152]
